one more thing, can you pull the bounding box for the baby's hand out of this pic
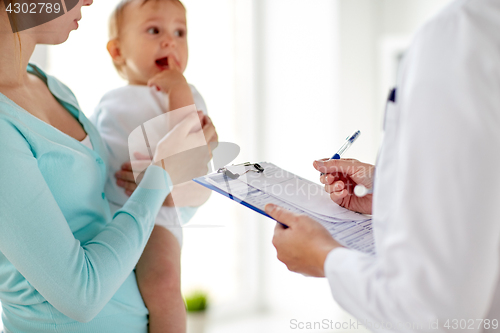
[149,55,195,110]
[148,56,190,94]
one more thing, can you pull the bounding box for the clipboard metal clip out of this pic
[217,162,265,180]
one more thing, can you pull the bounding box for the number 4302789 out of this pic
[6,2,62,14]
[444,319,498,330]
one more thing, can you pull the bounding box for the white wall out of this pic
[336,0,452,163]
[258,0,344,317]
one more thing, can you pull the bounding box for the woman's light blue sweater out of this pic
[0,65,171,332]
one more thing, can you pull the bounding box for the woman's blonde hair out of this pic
[1,0,23,71]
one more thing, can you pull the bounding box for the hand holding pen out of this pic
[318,130,372,196]
[314,131,375,215]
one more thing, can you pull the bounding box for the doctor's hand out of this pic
[314,158,374,215]
[266,204,342,277]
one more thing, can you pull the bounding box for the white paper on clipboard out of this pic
[195,162,375,254]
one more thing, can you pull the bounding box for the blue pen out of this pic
[320,130,361,176]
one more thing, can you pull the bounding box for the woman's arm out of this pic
[0,119,170,323]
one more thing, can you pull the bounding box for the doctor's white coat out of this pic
[325,0,500,332]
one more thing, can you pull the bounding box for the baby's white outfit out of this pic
[91,84,208,246]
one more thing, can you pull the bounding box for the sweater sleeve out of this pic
[0,119,170,323]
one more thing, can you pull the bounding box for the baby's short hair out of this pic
[109,0,184,39]
[108,0,185,75]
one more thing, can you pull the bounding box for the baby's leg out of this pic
[136,225,186,333]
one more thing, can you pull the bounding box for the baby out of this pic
[91,0,215,332]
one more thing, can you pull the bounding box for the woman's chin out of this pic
[31,21,76,45]
[37,31,72,45]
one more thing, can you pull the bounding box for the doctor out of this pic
[265,0,500,331]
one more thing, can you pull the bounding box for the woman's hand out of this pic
[116,161,139,197]
[314,158,375,215]
[200,112,218,146]
[161,111,214,206]
[265,203,342,277]
[115,163,175,207]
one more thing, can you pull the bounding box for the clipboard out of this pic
[193,162,375,254]
[193,172,272,219]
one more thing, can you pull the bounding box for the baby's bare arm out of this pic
[168,84,195,111]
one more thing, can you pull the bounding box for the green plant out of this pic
[184,290,208,312]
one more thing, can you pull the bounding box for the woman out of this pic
[268,0,500,331]
[0,1,214,332]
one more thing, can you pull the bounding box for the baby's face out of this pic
[118,0,188,85]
